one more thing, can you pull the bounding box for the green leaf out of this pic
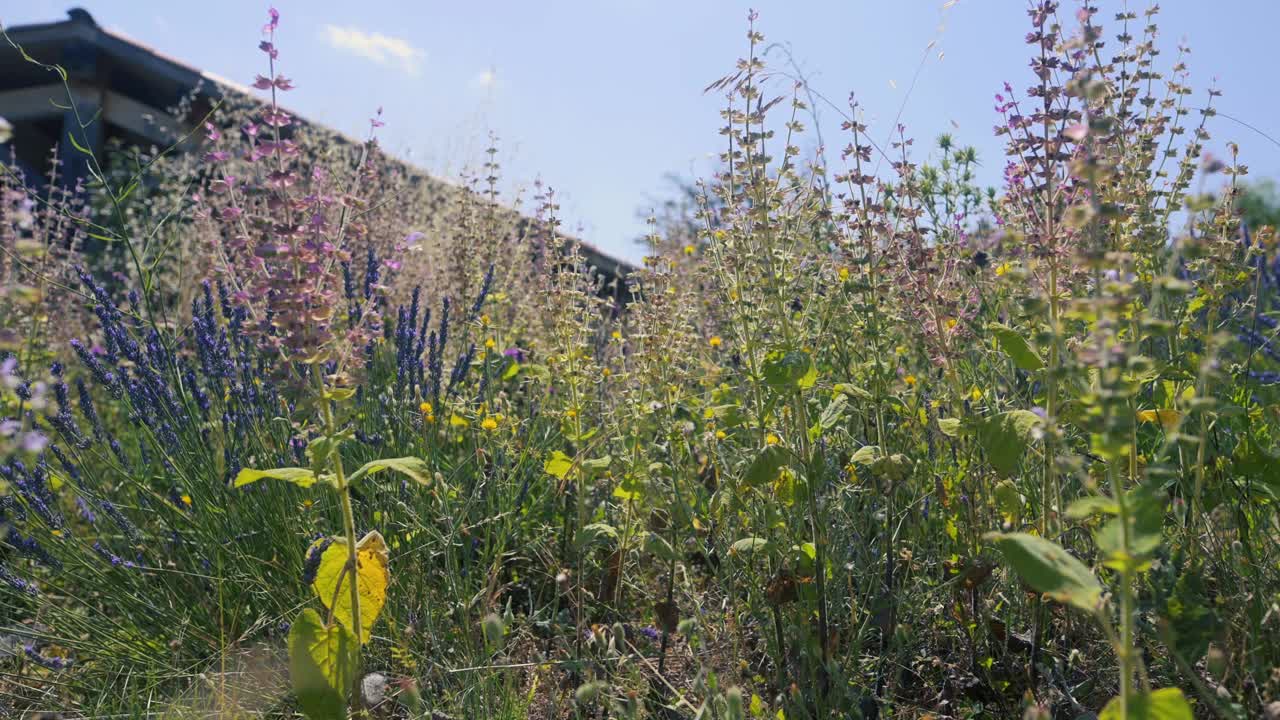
[743,446,787,487]
[1165,571,1218,662]
[581,456,613,476]
[1095,484,1165,573]
[984,532,1102,612]
[347,457,431,486]
[937,418,964,437]
[974,410,1043,477]
[579,522,619,546]
[288,608,357,720]
[1098,688,1193,720]
[762,349,817,391]
[233,467,317,489]
[988,322,1044,371]
[819,394,848,431]
[833,383,873,400]
[544,451,574,480]
[1066,495,1119,519]
[730,537,771,556]
[849,445,884,465]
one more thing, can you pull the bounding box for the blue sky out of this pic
[6,1,1278,261]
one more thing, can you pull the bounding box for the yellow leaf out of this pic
[1137,409,1182,429]
[311,531,389,644]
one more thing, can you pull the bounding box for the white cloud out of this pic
[320,24,425,76]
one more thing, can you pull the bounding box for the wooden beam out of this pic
[0,83,100,122]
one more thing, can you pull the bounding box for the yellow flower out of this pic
[480,313,491,326]
[611,330,622,340]
[419,401,433,414]
[181,494,193,507]
[709,335,723,348]
[946,318,958,330]
[995,262,1012,277]
[684,244,695,255]
[838,267,850,281]
[895,345,907,356]
[565,408,578,419]
[715,430,727,440]
[904,374,917,387]
[484,338,496,349]
[766,433,781,446]
[969,386,983,402]
[481,416,499,431]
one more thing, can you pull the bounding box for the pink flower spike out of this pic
[204,122,221,142]
[259,41,278,59]
[252,75,274,90]
[263,7,280,33]
[273,75,295,91]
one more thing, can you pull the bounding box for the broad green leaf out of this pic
[233,467,317,489]
[988,322,1044,371]
[1066,495,1119,519]
[311,531,390,644]
[1165,571,1218,662]
[346,457,431,486]
[743,446,787,487]
[762,349,817,391]
[544,451,574,480]
[937,418,964,437]
[974,410,1043,477]
[581,456,613,476]
[1095,484,1165,573]
[730,537,771,556]
[1098,688,1193,720]
[819,394,848,430]
[833,383,873,400]
[985,532,1102,612]
[849,445,883,465]
[579,522,619,546]
[993,479,1023,524]
[288,608,357,720]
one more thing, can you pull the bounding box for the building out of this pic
[0,8,631,296]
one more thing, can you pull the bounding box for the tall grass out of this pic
[2,3,1279,719]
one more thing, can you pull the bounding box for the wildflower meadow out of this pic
[1,3,1279,719]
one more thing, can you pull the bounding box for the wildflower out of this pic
[484,338,496,350]
[684,245,695,255]
[904,374,917,387]
[611,330,622,341]
[419,401,433,414]
[969,386,983,402]
[838,267,850,281]
[709,336,723,348]
[0,563,37,596]
[715,430,727,440]
[765,433,780,446]
[301,537,335,586]
[995,262,1012,276]
[481,416,499,431]
[23,645,72,671]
